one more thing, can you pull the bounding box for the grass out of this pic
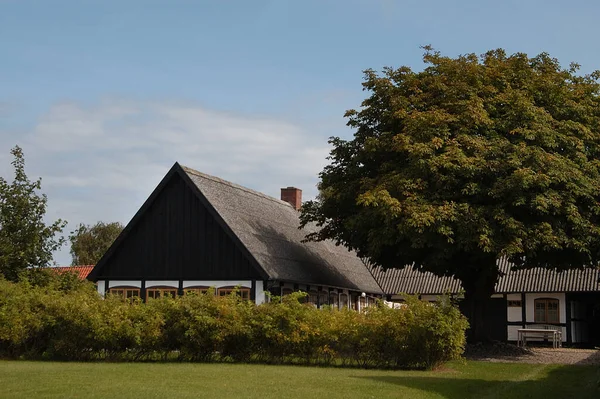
[0,360,598,399]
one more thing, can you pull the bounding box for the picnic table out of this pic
[517,326,562,349]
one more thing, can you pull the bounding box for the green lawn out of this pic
[0,360,598,399]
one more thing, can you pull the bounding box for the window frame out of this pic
[534,298,560,324]
[307,290,319,307]
[339,293,349,309]
[146,286,178,299]
[318,291,328,308]
[507,300,522,307]
[350,293,359,311]
[185,286,215,296]
[108,287,140,299]
[217,286,251,300]
[329,292,339,309]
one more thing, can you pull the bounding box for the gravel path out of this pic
[465,344,600,365]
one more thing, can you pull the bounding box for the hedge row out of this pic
[0,272,468,369]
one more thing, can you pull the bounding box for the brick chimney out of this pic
[281,187,302,211]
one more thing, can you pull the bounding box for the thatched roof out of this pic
[183,166,383,294]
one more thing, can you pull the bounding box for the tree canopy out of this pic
[69,221,123,265]
[0,146,66,281]
[300,48,600,339]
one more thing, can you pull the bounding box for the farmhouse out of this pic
[85,161,598,345]
[87,163,383,308]
[371,259,600,346]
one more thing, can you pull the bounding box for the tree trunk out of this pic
[455,256,499,343]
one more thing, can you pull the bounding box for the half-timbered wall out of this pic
[95,172,262,281]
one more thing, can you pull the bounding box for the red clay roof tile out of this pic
[52,265,95,280]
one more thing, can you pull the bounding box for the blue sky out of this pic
[1,0,600,265]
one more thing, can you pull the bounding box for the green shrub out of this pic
[41,290,98,360]
[398,296,468,369]
[163,292,222,361]
[0,278,467,369]
[0,279,43,358]
[251,292,328,363]
[216,292,255,362]
[0,273,100,360]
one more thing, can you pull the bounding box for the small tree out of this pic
[0,146,67,281]
[69,221,123,265]
[300,48,600,341]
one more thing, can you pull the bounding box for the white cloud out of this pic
[5,99,332,265]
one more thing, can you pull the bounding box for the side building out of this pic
[371,259,600,346]
[87,163,383,308]
[53,265,95,280]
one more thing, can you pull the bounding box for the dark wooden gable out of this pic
[89,165,265,281]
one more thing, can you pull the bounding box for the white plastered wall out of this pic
[96,280,106,296]
[182,280,251,289]
[525,293,566,323]
[146,280,178,288]
[506,293,523,341]
[106,280,142,289]
[255,281,265,305]
[507,293,522,320]
[524,293,566,342]
[507,325,522,341]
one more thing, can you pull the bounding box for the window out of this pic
[329,292,339,309]
[146,287,178,299]
[359,296,366,310]
[109,287,140,299]
[185,287,214,296]
[281,287,293,296]
[508,300,522,307]
[339,293,349,309]
[366,296,379,307]
[350,293,359,311]
[534,298,559,323]
[217,287,250,300]
[318,291,328,308]
[308,291,319,307]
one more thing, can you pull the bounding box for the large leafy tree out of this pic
[69,221,123,265]
[0,146,67,281]
[300,48,600,341]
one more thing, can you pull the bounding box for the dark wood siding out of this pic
[97,173,261,280]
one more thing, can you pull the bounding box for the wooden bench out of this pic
[517,325,562,349]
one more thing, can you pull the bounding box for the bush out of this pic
[402,296,468,369]
[158,292,222,361]
[250,292,325,363]
[0,278,468,369]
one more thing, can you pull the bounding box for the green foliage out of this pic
[69,221,124,265]
[0,281,467,369]
[0,146,66,281]
[299,48,600,340]
[0,270,98,360]
[150,292,222,361]
[300,48,600,274]
[252,292,325,363]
